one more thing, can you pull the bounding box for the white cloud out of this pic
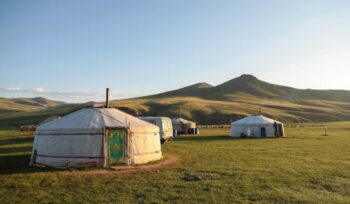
[5,87,23,91]
[34,87,45,93]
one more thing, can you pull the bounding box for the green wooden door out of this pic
[107,129,126,165]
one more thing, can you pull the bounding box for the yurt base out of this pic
[31,154,179,174]
[108,154,179,173]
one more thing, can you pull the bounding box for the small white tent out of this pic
[30,108,162,168]
[138,117,173,142]
[171,118,196,134]
[230,115,285,138]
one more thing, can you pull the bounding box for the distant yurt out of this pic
[171,118,196,134]
[30,108,162,168]
[138,117,173,143]
[230,115,285,138]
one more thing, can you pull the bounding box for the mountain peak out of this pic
[208,74,284,99]
[237,74,258,81]
[216,74,259,88]
[141,82,212,99]
[190,82,213,89]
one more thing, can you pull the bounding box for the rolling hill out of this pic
[0,101,86,128]
[113,74,350,124]
[145,74,350,102]
[0,97,65,114]
[1,74,350,127]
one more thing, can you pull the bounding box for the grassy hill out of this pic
[1,74,350,127]
[146,82,213,98]
[0,98,85,128]
[0,97,65,114]
[112,74,350,124]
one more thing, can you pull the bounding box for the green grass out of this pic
[0,122,350,203]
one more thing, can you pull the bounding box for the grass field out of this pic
[0,122,350,203]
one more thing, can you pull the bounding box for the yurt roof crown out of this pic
[232,115,281,126]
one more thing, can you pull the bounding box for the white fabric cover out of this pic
[231,115,278,125]
[230,115,284,137]
[138,117,173,140]
[128,132,162,164]
[33,134,104,167]
[31,108,162,168]
[171,118,196,132]
[37,108,159,134]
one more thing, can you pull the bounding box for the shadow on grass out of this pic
[0,154,60,175]
[0,135,34,168]
[0,135,60,175]
[0,136,33,146]
[0,146,33,154]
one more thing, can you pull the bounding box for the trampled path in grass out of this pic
[0,122,349,203]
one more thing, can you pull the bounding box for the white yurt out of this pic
[171,118,196,134]
[138,117,173,142]
[230,115,285,138]
[30,108,162,168]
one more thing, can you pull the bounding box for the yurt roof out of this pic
[232,115,281,125]
[139,116,170,120]
[37,108,159,133]
[171,118,195,125]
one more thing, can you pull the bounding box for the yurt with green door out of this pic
[30,108,162,168]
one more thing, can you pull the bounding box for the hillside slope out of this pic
[144,82,213,98]
[0,97,65,113]
[207,74,350,101]
[112,74,350,124]
[1,74,350,127]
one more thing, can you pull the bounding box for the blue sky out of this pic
[1,0,349,102]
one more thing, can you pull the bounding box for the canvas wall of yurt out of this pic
[138,117,173,142]
[230,115,285,138]
[30,108,162,168]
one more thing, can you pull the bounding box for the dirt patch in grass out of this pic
[182,172,221,181]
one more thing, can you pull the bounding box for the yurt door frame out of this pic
[260,127,267,137]
[105,127,128,166]
[278,124,284,137]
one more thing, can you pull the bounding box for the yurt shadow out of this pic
[0,136,33,146]
[0,145,32,155]
[0,153,61,175]
[0,135,53,175]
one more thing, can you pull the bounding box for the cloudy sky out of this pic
[1,0,349,102]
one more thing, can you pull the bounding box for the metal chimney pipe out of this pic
[106,88,109,108]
